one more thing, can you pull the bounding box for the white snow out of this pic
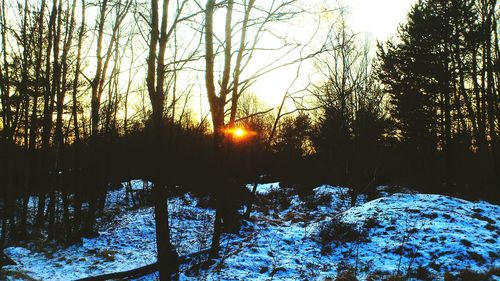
[3,183,214,280]
[183,186,499,280]
[246,182,281,195]
[3,182,499,280]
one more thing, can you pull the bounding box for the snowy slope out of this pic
[184,186,500,280]
[341,193,500,275]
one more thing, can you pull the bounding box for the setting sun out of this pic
[223,127,257,141]
[234,128,246,138]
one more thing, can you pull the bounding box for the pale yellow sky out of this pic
[252,0,417,107]
[2,0,418,125]
[348,0,416,41]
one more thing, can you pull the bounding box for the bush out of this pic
[363,216,379,229]
[444,268,500,281]
[95,249,117,262]
[384,275,405,281]
[334,263,358,281]
[455,269,491,281]
[412,266,433,281]
[319,217,364,244]
[304,193,333,210]
[264,188,291,210]
[335,270,358,281]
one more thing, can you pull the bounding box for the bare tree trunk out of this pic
[47,0,63,241]
[123,41,134,135]
[146,0,178,279]
[84,0,130,235]
[37,0,57,230]
[0,0,12,141]
[86,0,108,234]
[229,0,255,127]
[472,44,488,153]
[57,0,78,241]
[47,190,56,240]
[204,0,225,259]
[0,201,7,250]
[243,183,257,220]
[442,1,452,187]
[18,0,30,241]
[70,0,85,239]
[454,36,479,148]
[30,0,46,230]
[484,3,498,178]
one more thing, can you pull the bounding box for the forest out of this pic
[0,0,499,280]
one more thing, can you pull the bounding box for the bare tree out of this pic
[83,0,132,236]
[202,0,327,258]
[146,0,179,278]
[144,0,199,279]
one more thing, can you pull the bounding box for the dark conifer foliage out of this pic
[377,0,499,196]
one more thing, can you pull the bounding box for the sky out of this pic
[252,0,418,107]
[348,0,417,42]
[3,0,418,124]
[98,0,420,120]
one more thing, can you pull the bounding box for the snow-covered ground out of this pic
[3,180,214,280]
[3,182,499,280]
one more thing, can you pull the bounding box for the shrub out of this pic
[335,270,358,281]
[384,275,405,281]
[284,212,308,223]
[1,270,40,281]
[366,271,385,281]
[335,263,357,281]
[444,268,500,281]
[264,188,291,210]
[95,249,117,262]
[319,217,364,244]
[443,271,454,281]
[363,216,379,229]
[455,269,486,281]
[303,195,315,210]
[412,266,433,281]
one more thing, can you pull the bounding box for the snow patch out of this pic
[246,182,281,195]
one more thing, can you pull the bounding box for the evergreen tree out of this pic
[377,0,498,192]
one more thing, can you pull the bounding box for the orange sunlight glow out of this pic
[234,128,246,138]
[223,127,257,141]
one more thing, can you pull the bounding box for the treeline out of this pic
[377,0,499,194]
[275,0,499,202]
[0,0,163,247]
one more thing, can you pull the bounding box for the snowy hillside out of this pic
[3,182,499,280]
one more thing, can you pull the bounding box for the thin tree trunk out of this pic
[147,0,178,278]
[485,6,498,169]
[229,0,255,127]
[472,45,488,152]
[0,0,12,140]
[18,0,30,240]
[47,191,56,240]
[243,183,257,219]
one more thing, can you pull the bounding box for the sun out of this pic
[234,128,246,138]
[223,126,256,141]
